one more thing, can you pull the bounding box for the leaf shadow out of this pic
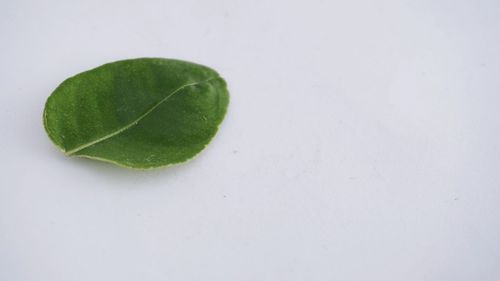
[67,155,194,186]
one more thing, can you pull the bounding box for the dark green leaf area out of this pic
[44,58,229,169]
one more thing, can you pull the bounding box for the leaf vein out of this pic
[65,76,220,155]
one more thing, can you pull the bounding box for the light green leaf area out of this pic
[43,58,229,169]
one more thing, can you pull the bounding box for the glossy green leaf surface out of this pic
[44,58,229,169]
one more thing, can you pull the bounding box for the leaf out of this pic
[43,58,229,169]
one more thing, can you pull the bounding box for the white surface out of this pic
[1,0,500,280]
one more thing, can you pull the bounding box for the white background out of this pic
[1,0,500,280]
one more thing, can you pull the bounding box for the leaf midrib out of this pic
[65,76,220,155]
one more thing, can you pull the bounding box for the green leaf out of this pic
[43,58,229,169]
